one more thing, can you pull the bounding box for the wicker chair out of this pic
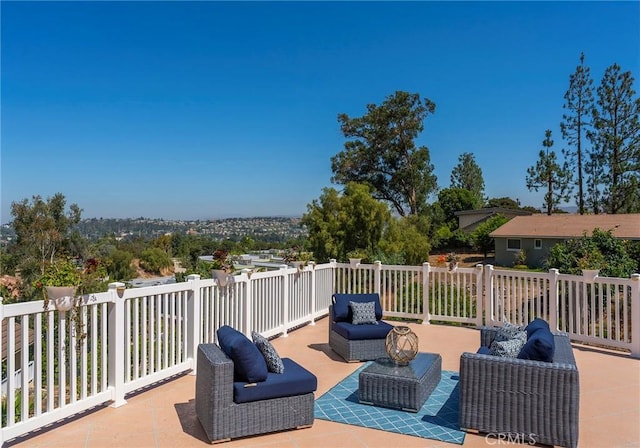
[328,293,394,362]
[459,327,580,448]
[195,343,316,443]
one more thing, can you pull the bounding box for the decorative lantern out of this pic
[385,326,419,365]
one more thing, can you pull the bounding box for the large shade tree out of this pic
[10,193,82,281]
[301,183,391,262]
[331,91,438,217]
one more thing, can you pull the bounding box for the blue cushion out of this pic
[233,358,318,403]
[216,325,268,382]
[518,326,555,362]
[332,293,382,322]
[476,346,492,355]
[332,320,393,341]
[525,318,550,339]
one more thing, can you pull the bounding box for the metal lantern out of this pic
[385,325,419,365]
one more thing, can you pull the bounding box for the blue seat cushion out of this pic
[217,325,268,383]
[518,325,555,362]
[233,358,318,403]
[332,320,393,341]
[332,293,383,322]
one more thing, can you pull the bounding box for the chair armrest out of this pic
[195,343,235,422]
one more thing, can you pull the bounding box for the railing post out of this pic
[107,282,127,408]
[309,262,317,324]
[280,265,290,336]
[186,274,201,374]
[548,269,560,331]
[421,262,431,324]
[474,264,484,327]
[374,261,382,296]
[484,265,494,326]
[244,273,253,335]
[631,274,640,358]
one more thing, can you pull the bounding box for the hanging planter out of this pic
[581,269,599,283]
[45,286,78,312]
[212,269,233,288]
[349,258,361,269]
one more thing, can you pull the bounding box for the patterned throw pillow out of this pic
[251,331,285,374]
[349,301,378,325]
[489,332,527,357]
[495,321,526,342]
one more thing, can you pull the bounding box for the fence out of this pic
[1,261,638,443]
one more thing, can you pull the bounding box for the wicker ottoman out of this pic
[358,352,442,412]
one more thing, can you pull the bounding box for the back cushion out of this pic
[217,325,268,382]
[518,319,555,362]
[332,293,382,322]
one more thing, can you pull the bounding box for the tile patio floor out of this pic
[6,317,640,448]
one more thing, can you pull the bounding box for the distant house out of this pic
[455,207,532,233]
[489,214,640,268]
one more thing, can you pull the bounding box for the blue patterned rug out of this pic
[314,364,465,444]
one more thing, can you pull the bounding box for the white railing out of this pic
[1,261,639,443]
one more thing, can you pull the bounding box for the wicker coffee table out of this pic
[358,352,442,412]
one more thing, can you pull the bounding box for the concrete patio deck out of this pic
[6,317,640,448]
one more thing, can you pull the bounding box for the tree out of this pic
[471,214,509,258]
[10,193,82,283]
[546,228,636,277]
[526,130,573,215]
[561,52,595,215]
[436,188,479,230]
[450,152,485,207]
[377,214,431,266]
[590,63,640,214]
[301,183,391,262]
[331,91,438,217]
[485,197,520,209]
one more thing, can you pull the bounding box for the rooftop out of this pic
[490,213,640,239]
[8,318,639,448]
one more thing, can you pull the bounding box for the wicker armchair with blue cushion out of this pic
[328,293,394,362]
[459,318,580,448]
[196,326,317,443]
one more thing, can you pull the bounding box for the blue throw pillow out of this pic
[518,326,555,362]
[525,318,550,339]
[217,325,268,382]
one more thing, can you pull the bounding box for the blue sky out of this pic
[2,1,639,223]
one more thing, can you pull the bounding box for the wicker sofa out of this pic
[459,326,580,448]
[328,293,394,362]
[195,341,317,443]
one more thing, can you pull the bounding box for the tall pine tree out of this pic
[590,63,640,214]
[526,130,573,215]
[561,53,594,215]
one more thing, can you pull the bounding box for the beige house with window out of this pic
[489,214,640,268]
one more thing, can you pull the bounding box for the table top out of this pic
[362,352,440,380]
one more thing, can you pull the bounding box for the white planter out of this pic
[349,258,361,269]
[45,286,77,312]
[448,262,459,272]
[212,270,233,287]
[582,269,599,282]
